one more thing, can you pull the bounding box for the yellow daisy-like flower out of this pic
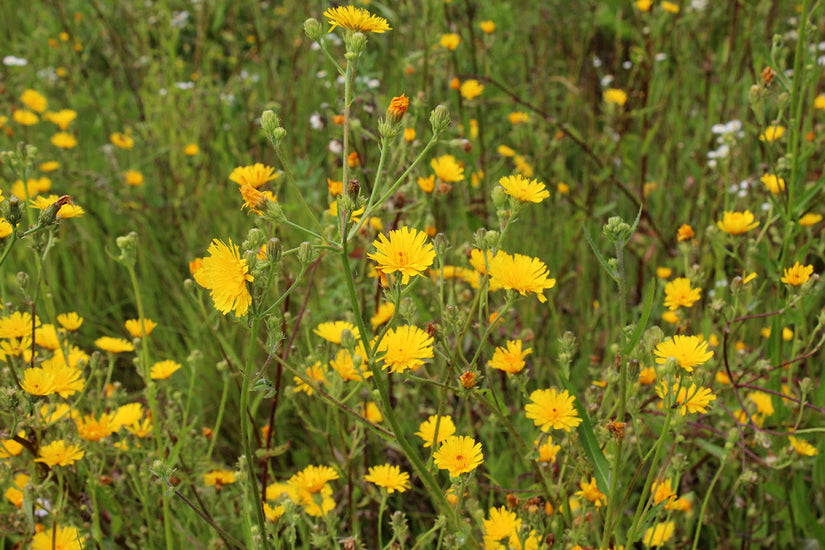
[368,226,436,284]
[654,335,713,372]
[759,125,785,142]
[13,109,39,126]
[676,223,694,242]
[364,464,410,493]
[21,89,48,112]
[110,132,134,149]
[636,0,653,11]
[370,302,395,329]
[314,320,359,344]
[44,109,77,130]
[439,33,460,50]
[361,401,383,423]
[184,143,199,156]
[483,506,522,543]
[638,366,657,385]
[479,20,496,34]
[327,178,343,196]
[657,383,716,415]
[643,521,675,547]
[603,88,628,106]
[125,170,144,186]
[76,413,117,442]
[239,184,277,215]
[430,155,465,183]
[537,438,561,463]
[193,239,255,317]
[0,432,26,458]
[717,210,759,235]
[575,477,607,508]
[459,79,484,100]
[35,440,85,467]
[488,252,556,303]
[95,336,134,353]
[780,261,814,286]
[12,177,51,199]
[293,362,326,395]
[125,318,157,338]
[799,213,822,227]
[789,436,818,456]
[56,312,83,331]
[21,368,57,396]
[417,175,435,193]
[487,339,532,374]
[663,277,701,311]
[264,503,285,522]
[323,5,391,33]
[204,469,237,487]
[760,173,785,195]
[41,363,84,398]
[376,325,433,373]
[499,175,550,203]
[0,311,40,339]
[661,1,680,13]
[151,359,183,380]
[816,94,825,110]
[497,144,516,157]
[288,465,339,495]
[508,112,529,125]
[229,163,278,189]
[433,435,483,477]
[0,219,12,239]
[329,348,372,381]
[525,388,582,432]
[416,415,456,447]
[748,391,774,416]
[31,525,84,550]
[51,132,78,149]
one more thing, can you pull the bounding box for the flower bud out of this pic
[7,196,22,226]
[303,18,324,42]
[297,241,315,265]
[386,94,409,125]
[429,105,451,135]
[266,238,282,263]
[116,232,139,267]
[345,32,367,55]
[433,233,449,258]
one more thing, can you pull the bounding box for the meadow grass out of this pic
[1,1,825,549]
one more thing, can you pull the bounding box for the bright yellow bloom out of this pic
[95,336,134,353]
[657,383,717,415]
[35,440,85,466]
[717,210,759,235]
[239,184,277,215]
[759,125,785,142]
[0,311,40,338]
[323,5,391,33]
[654,335,713,372]
[497,145,516,157]
[781,262,814,286]
[499,174,550,203]
[525,388,582,432]
[638,367,657,385]
[125,170,144,186]
[656,267,672,279]
[663,277,701,310]
[40,161,60,172]
[151,359,183,380]
[439,33,460,50]
[483,506,521,543]
[41,361,84,398]
[12,177,51,198]
[433,435,483,477]
[748,391,774,416]
[44,109,77,129]
[799,213,822,226]
[184,143,199,156]
[661,1,680,13]
[0,432,25,458]
[508,112,529,124]
[488,252,556,303]
[76,413,117,441]
[479,20,496,34]
[636,0,653,11]
[293,362,326,395]
[404,127,416,142]
[51,132,78,149]
[0,219,11,239]
[643,521,675,547]
[815,94,825,110]
[603,88,628,106]
[576,477,607,508]
[417,175,435,193]
[31,525,84,550]
[204,469,237,487]
[361,401,382,423]
[286,465,338,515]
[368,226,436,284]
[376,325,433,373]
[459,79,484,100]
[56,312,83,331]
[264,503,285,522]
[125,318,157,338]
[370,302,395,329]
[193,239,254,317]
[110,132,134,149]
[329,348,371,381]
[760,173,785,195]
[13,109,39,125]
[21,368,57,396]
[676,223,694,242]
[29,195,84,218]
[314,321,359,344]
[430,155,465,183]
[229,163,278,189]
[537,438,561,463]
[789,436,818,456]
[364,464,410,493]
[487,340,532,374]
[21,89,48,112]
[416,415,456,447]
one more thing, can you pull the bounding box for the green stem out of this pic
[787,0,810,216]
[274,146,326,237]
[691,454,728,550]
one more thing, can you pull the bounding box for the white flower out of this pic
[310,113,324,130]
[3,55,27,66]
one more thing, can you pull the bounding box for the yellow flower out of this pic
[13,109,39,126]
[760,173,786,195]
[193,239,255,317]
[663,277,701,310]
[51,132,78,149]
[759,125,785,142]
[151,359,183,380]
[229,163,278,189]
[799,213,822,226]
[717,210,759,235]
[433,435,483,477]
[95,336,134,353]
[0,311,40,338]
[386,94,409,124]
[184,143,200,156]
[293,362,326,395]
[676,223,694,242]
[239,184,277,215]
[487,340,532,374]
[488,252,556,303]
[513,155,534,177]
[329,348,372,381]
[125,318,157,338]
[286,466,339,515]
[314,321,359,344]
[416,415,456,447]
[12,177,51,198]
[748,391,774,416]
[361,401,382,423]
[41,362,84,398]
[368,226,436,284]
[370,302,395,329]
[0,432,25,458]
[430,155,465,182]
[204,469,237,487]
[657,383,716,415]
[376,325,433,373]
[780,261,814,286]
[661,1,680,13]
[31,525,84,550]
[125,170,144,186]
[40,161,60,172]
[789,436,818,456]
[483,506,521,543]
[499,174,550,203]
[44,109,77,129]
[525,388,582,432]
[126,418,152,438]
[575,477,607,508]
[508,112,529,124]
[417,175,435,193]
[404,127,416,142]
[35,440,85,466]
[603,88,628,106]
[364,464,410,493]
[643,521,675,547]
[459,79,484,100]
[21,89,48,112]
[55,312,82,331]
[654,335,713,372]
[264,503,285,522]
[21,368,57,396]
[656,267,672,279]
[110,132,134,149]
[76,412,117,441]
[638,366,657,385]
[323,5,391,33]
[439,33,461,50]
[636,0,653,11]
[537,438,561,463]
[327,178,343,196]
[479,20,495,33]
[815,94,825,110]
[497,145,516,157]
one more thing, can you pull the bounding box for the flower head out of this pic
[314,321,359,344]
[789,436,818,456]
[439,33,460,50]
[110,132,134,149]
[676,223,694,242]
[386,94,409,124]
[0,311,39,338]
[376,325,433,373]
[204,469,236,488]
[76,413,116,441]
[364,464,410,493]
[499,175,550,203]
[780,262,814,286]
[459,79,484,100]
[657,383,716,415]
[21,89,48,112]
[31,525,84,550]
[430,155,465,183]
[293,362,326,395]
[480,20,496,34]
[239,184,277,215]
[323,5,391,33]
[433,435,483,477]
[35,440,85,466]
[329,348,372,381]
[483,506,522,543]
[663,277,701,310]
[125,318,157,338]
[488,253,556,303]
[51,132,78,149]
[717,210,759,235]
[575,477,607,507]
[416,415,456,447]
[56,312,83,331]
[151,359,183,380]
[370,302,395,329]
[799,213,822,227]
[759,125,785,142]
[603,88,628,106]
[760,173,786,195]
[229,163,278,189]
[184,143,199,156]
[288,465,339,494]
[95,336,134,353]
[368,226,436,284]
[44,109,77,130]
[643,521,675,547]
[21,368,56,396]
[487,340,532,374]
[654,335,713,372]
[193,239,254,317]
[525,388,582,432]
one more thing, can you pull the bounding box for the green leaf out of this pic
[583,224,619,282]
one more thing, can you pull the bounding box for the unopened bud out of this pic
[491,186,508,208]
[7,196,22,226]
[116,232,139,267]
[297,241,315,264]
[303,18,324,42]
[345,32,367,55]
[433,233,449,258]
[266,238,282,263]
[429,105,451,135]
[459,371,476,389]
